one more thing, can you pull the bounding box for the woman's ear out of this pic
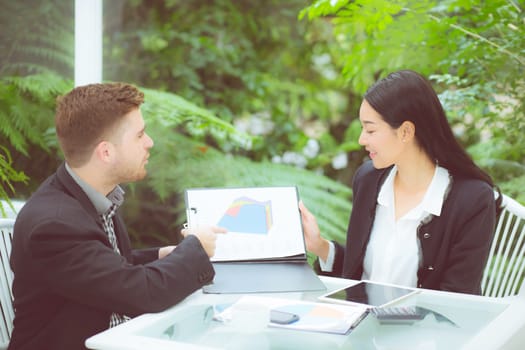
[400,121,415,142]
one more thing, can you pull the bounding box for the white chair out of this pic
[0,219,14,350]
[481,194,525,298]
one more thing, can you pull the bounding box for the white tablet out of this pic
[318,280,419,308]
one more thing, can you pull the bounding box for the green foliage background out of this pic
[1,0,524,259]
[300,0,525,201]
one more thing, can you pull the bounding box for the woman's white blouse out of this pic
[320,165,450,288]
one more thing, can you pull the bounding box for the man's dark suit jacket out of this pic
[8,163,215,349]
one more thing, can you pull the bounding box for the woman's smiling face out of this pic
[358,99,405,169]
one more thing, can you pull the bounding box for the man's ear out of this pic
[93,141,114,163]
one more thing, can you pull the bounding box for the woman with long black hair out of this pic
[301,70,501,294]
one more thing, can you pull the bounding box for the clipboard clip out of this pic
[186,207,198,227]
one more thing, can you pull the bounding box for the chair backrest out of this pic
[481,194,525,297]
[0,219,14,347]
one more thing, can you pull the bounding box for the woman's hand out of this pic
[299,201,330,261]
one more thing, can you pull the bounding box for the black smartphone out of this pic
[270,310,300,324]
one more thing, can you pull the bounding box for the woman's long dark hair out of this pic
[364,70,502,210]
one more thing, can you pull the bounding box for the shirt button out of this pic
[423,233,431,239]
[427,266,434,271]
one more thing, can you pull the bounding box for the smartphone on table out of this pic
[270,309,300,324]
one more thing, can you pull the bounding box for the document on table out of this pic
[185,186,306,262]
[214,295,370,335]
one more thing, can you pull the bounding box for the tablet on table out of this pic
[318,280,419,308]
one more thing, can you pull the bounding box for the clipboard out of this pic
[184,186,326,294]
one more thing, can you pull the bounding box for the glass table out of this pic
[86,277,523,350]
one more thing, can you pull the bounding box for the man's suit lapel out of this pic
[56,163,101,224]
[55,163,133,261]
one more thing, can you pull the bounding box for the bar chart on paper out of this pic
[185,187,306,262]
[217,197,273,235]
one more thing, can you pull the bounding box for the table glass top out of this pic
[134,290,508,350]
